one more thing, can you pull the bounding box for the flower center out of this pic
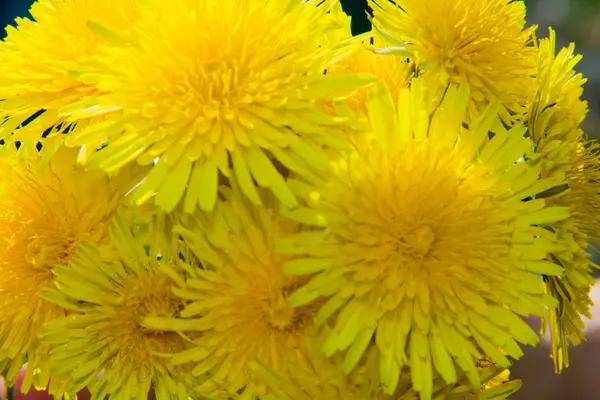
[396,225,436,259]
[26,234,79,270]
[129,275,184,335]
[262,292,296,330]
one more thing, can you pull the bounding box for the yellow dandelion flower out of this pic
[369,0,538,122]
[63,0,374,213]
[42,215,193,399]
[142,186,319,399]
[0,0,138,159]
[249,338,522,400]
[279,80,569,399]
[528,28,600,373]
[0,147,127,390]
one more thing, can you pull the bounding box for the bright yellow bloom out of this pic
[0,147,126,390]
[250,337,522,400]
[528,28,600,373]
[279,81,569,399]
[42,215,193,399]
[65,0,373,213]
[0,0,138,159]
[369,0,537,122]
[142,186,319,399]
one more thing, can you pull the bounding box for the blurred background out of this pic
[1,0,600,398]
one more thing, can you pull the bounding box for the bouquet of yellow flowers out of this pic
[0,0,598,399]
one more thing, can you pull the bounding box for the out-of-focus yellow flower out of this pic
[322,37,412,151]
[64,0,373,213]
[42,215,193,399]
[0,0,138,159]
[327,38,413,113]
[0,147,126,391]
[369,0,537,122]
[142,186,319,399]
[249,337,522,400]
[528,28,600,373]
[278,80,569,399]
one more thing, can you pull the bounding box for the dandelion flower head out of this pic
[66,0,373,214]
[142,186,319,399]
[369,0,538,121]
[279,81,569,399]
[0,0,138,158]
[528,28,600,373]
[43,215,192,399]
[0,147,124,388]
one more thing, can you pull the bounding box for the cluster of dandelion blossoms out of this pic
[0,0,599,399]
